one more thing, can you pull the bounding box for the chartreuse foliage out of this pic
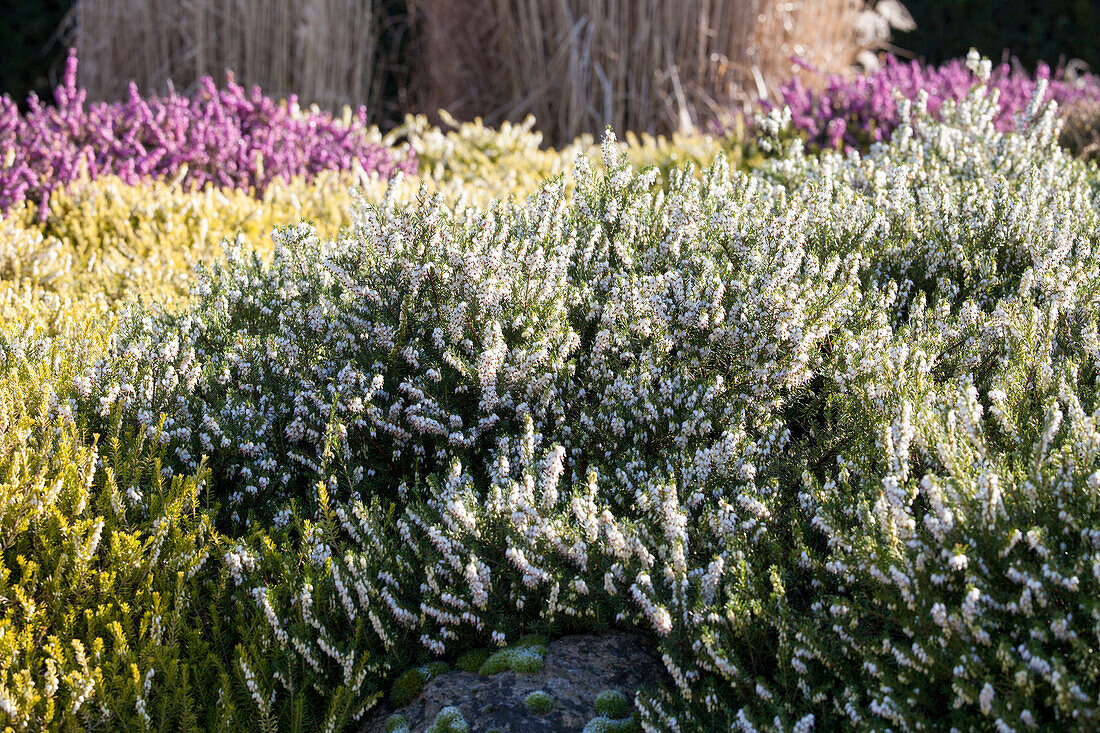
[30,172,356,303]
[393,109,761,205]
[6,53,1100,733]
[0,316,227,730]
[0,310,391,730]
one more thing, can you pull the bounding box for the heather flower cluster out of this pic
[768,50,1100,151]
[6,51,1100,733]
[0,50,416,217]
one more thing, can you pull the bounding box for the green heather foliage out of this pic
[6,56,1100,732]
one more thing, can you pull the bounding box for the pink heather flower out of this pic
[758,54,1100,152]
[0,49,416,218]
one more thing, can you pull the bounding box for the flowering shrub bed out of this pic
[0,112,756,333]
[0,51,416,218]
[770,50,1100,152]
[3,55,1100,732]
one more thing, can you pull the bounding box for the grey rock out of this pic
[362,632,667,733]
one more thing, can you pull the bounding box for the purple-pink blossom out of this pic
[0,50,416,218]
[765,55,1100,152]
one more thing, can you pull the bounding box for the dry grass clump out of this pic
[1059,97,1100,162]
[68,0,388,111]
[409,0,870,142]
[67,0,883,142]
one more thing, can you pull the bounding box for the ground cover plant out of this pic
[3,51,1100,732]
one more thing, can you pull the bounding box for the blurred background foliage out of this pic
[0,0,71,105]
[896,0,1100,72]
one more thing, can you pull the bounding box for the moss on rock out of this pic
[454,648,491,673]
[478,644,546,675]
[593,689,631,719]
[384,713,411,733]
[524,689,554,714]
[391,661,451,708]
[582,714,641,733]
[390,668,427,708]
[426,705,470,733]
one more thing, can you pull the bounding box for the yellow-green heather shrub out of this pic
[0,312,388,730]
[27,172,360,304]
[391,111,760,205]
[617,115,764,179]
[391,111,588,202]
[0,204,59,284]
[0,318,221,729]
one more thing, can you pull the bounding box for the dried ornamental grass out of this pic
[1059,96,1100,162]
[69,0,390,112]
[410,0,871,142]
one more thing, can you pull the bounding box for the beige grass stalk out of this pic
[411,0,869,142]
[69,0,384,112]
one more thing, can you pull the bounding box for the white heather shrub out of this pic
[81,130,860,530]
[628,65,1100,730]
[68,57,1100,732]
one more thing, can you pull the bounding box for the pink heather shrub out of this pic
[0,50,416,217]
[768,54,1100,151]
